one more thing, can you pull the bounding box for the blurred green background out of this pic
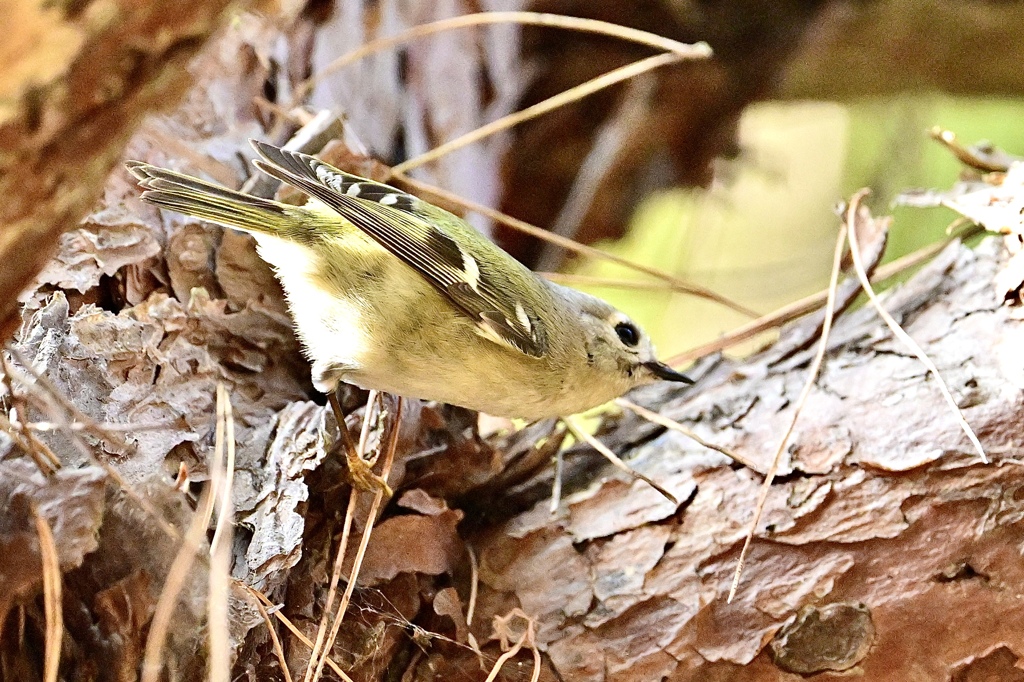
[570,96,1024,360]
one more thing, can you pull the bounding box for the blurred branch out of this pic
[535,75,657,272]
[0,0,243,343]
[781,0,1024,98]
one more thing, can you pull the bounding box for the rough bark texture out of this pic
[9,216,1020,680]
[3,1,1024,680]
[462,237,1024,681]
[0,0,247,342]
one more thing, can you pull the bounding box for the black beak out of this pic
[643,361,693,384]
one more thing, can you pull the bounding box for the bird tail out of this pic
[126,161,306,239]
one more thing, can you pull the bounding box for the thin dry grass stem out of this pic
[393,172,756,317]
[484,633,527,682]
[356,391,378,463]
[289,11,739,317]
[210,384,236,557]
[0,411,60,475]
[727,222,848,603]
[667,224,986,367]
[302,390,380,682]
[302,468,361,682]
[139,488,212,681]
[311,397,404,682]
[945,216,973,236]
[465,544,483,657]
[614,397,761,473]
[0,366,61,474]
[465,545,479,627]
[467,630,483,660]
[530,642,542,682]
[392,53,680,176]
[242,585,351,680]
[253,95,314,127]
[141,387,229,682]
[300,392,386,680]
[562,417,678,505]
[34,510,62,682]
[23,430,60,472]
[138,129,238,185]
[254,600,294,682]
[928,126,1009,173]
[4,350,181,541]
[540,271,709,294]
[488,635,541,682]
[5,349,126,448]
[208,519,232,682]
[535,75,655,272]
[295,11,710,102]
[845,191,988,464]
[549,447,565,514]
[485,609,541,682]
[208,384,234,682]
[21,420,179,433]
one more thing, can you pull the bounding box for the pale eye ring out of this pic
[614,321,640,347]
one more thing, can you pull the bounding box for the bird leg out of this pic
[328,387,393,499]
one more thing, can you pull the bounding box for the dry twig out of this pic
[309,396,405,682]
[140,386,230,682]
[562,416,678,505]
[34,510,62,682]
[394,172,756,317]
[208,384,234,682]
[846,191,987,464]
[667,224,985,367]
[728,219,849,602]
[295,11,710,102]
[615,397,761,472]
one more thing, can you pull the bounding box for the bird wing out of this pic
[250,140,547,358]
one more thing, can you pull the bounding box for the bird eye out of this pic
[614,321,640,347]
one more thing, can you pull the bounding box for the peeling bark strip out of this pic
[474,239,1024,681]
[0,0,242,341]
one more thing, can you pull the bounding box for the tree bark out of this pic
[3,2,1024,680]
[0,0,244,341]
[459,237,1024,681]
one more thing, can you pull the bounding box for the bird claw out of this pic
[345,450,393,499]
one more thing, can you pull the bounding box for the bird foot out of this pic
[345,450,393,499]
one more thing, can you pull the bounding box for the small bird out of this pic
[127,141,691,420]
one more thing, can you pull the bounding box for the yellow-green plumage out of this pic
[127,142,689,419]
